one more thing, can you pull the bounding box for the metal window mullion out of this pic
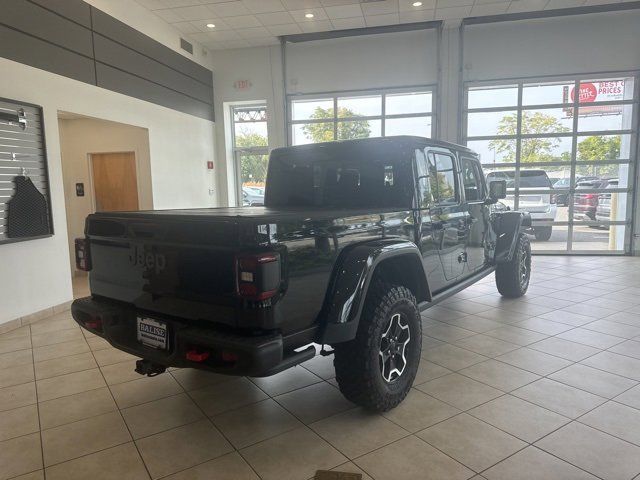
[381,93,386,137]
[514,82,523,211]
[567,79,581,252]
[333,97,338,141]
[628,74,640,254]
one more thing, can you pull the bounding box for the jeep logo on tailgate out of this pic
[129,246,166,274]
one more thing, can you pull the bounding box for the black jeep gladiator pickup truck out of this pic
[72,136,531,411]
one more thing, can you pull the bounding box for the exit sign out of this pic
[234,79,252,91]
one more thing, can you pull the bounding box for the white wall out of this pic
[0,58,217,325]
[59,117,153,276]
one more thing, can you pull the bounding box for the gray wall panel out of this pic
[96,63,214,121]
[0,0,93,57]
[93,34,213,104]
[91,8,213,87]
[28,0,91,28]
[0,25,96,84]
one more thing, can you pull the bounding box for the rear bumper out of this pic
[71,296,285,377]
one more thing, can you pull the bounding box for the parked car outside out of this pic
[595,179,619,225]
[242,186,265,206]
[486,169,557,241]
[573,178,616,221]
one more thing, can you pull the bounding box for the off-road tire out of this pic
[534,226,552,241]
[332,281,422,412]
[496,233,531,298]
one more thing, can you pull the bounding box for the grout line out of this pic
[27,323,46,480]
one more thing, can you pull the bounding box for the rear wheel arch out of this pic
[370,254,430,305]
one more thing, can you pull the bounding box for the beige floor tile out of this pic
[301,353,336,380]
[536,422,640,480]
[0,382,36,412]
[163,451,259,480]
[474,308,532,324]
[45,443,149,480]
[512,318,573,335]
[0,433,42,480]
[9,471,44,480]
[0,363,34,388]
[414,360,452,385]
[614,384,640,410]
[122,393,204,439]
[135,419,232,479]
[31,328,84,348]
[416,373,503,410]
[355,435,472,480]
[0,336,32,355]
[311,408,408,458]
[37,368,105,402]
[608,339,640,360]
[484,325,548,346]
[86,336,111,351]
[241,426,346,480]
[422,305,469,321]
[494,347,572,376]
[529,337,600,362]
[0,326,31,340]
[483,446,597,480]
[250,366,321,396]
[0,349,33,370]
[417,413,526,472]
[330,462,373,480]
[549,363,637,398]
[29,314,77,336]
[100,360,143,385]
[34,352,96,380]
[0,404,39,441]
[33,340,89,363]
[212,398,302,449]
[442,315,504,333]
[274,382,354,424]
[39,387,117,429]
[170,368,233,391]
[422,344,488,371]
[606,311,640,327]
[557,328,624,349]
[424,324,476,343]
[579,401,640,446]
[512,378,606,418]
[42,411,131,466]
[110,373,183,409]
[560,304,617,319]
[189,377,268,417]
[469,394,569,443]
[583,320,640,339]
[454,334,519,357]
[537,310,596,327]
[93,348,138,367]
[382,388,459,432]
[581,351,640,381]
[459,359,539,392]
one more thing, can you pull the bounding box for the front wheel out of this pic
[333,282,422,412]
[496,233,531,298]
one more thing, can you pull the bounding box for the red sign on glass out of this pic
[571,83,598,103]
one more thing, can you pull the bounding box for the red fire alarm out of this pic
[207,161,214,170]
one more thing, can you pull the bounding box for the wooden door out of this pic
[91,152,139,212]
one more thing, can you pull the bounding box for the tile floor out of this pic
[2,256,640,480]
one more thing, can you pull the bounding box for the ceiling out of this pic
[135,0,630,50]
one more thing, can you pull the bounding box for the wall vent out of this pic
[180,38,193,54]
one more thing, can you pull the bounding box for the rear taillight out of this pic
[75,238,92,271]
[235,252,281,301]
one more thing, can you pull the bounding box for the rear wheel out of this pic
[496,233,531,298]
[534,226,552,241]
[333,281,421,412]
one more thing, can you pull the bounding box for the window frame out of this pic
[230,103,269,206]
[427,150,460,207]
[287,85,437,146]
[462,72,639,255]
[460,156,486,203]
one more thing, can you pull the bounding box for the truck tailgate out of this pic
[86,213,244,323]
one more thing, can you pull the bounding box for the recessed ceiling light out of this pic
[413,1,423,6]
[304,12,314,18]
[206,23,215,28]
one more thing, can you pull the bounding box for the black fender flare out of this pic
[493,211,532,263]
[319,238,430,345]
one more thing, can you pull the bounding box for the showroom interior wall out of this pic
[58,117,153,276]
[0,57,217,328]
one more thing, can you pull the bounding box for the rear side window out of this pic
[519,171,552,188]
[461,158,484,201]
[428,152,459,205]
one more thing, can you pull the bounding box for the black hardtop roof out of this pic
[270,136,476,157]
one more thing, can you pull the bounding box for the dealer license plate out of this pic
[137,316,167,350]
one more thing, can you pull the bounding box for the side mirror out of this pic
[486,180,507,204]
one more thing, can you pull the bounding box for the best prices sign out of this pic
[563,80,626,116]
